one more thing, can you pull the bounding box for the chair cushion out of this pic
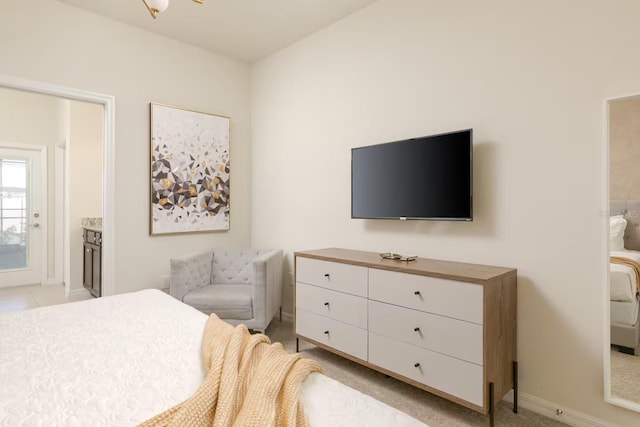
[211,249,266,284]
[183,284,253,319]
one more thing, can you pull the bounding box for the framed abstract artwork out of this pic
[150,103,230,235]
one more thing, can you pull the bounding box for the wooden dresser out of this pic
[294,248,517,424]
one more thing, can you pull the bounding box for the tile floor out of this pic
[0,284,92,314]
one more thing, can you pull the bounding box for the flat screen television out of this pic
[351,129,473,221]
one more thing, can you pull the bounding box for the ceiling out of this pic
[56,0,378,63]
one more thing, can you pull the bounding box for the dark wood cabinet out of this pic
[83,229,102,297]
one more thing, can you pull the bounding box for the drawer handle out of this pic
[324,273,330,278]
[324,330,330,335]
[414,291,421,296]
[414,363,421,368]
[323,302,330,307]
[414,327,420,332]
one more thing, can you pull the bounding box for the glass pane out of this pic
[2,209,24,219]
[0,158,27,270]
[2,160,26,189]
[2,197,23,209]
[2,218,23,234]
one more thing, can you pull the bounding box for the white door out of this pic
[0,146,44,288]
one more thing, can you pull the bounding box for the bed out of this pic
[0,289,426,427]
[609,200,640,355]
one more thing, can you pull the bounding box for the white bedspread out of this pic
[0,290,426,427]
[610,250,640,302]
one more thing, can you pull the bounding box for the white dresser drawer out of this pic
[369,269,483,324]
[296,257,368,297]
[369,332,483,407]
[296,309,368,361]
[296,283,367,328]
[368,300,482,365]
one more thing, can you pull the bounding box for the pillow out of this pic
[610,215,627,251]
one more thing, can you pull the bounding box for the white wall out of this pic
[0,0,252,293]
[68,100,103,292]
[0,87,62,280]
[252,0,640,424]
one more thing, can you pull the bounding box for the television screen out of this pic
[351,129,473,221]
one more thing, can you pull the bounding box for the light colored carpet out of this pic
[265,319,567,427]
[611,349,640,403]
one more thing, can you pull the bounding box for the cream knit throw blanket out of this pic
[139,314,322,427]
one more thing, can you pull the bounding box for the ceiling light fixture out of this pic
[142,0,203,19]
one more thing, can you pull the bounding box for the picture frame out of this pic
[149,103,230,235]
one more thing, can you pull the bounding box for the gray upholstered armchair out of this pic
[169,249,283,332]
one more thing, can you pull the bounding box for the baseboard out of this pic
[67,288,90,298]
[502,390,615,427]
[281,311,293,322]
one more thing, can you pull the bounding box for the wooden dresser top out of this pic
[294,248,516,284]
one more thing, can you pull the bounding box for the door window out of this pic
[0,159,27,270]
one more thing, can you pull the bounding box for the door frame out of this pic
[0,74,116,296]
[602,92,640,414]
[0,142,47,287]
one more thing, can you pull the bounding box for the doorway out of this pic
[0,74,115,296]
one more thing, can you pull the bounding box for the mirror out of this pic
[606,94,640,411]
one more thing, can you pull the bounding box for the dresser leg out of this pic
[513,360,518,413]
[489,382,494,427]
[296,337,299,353]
